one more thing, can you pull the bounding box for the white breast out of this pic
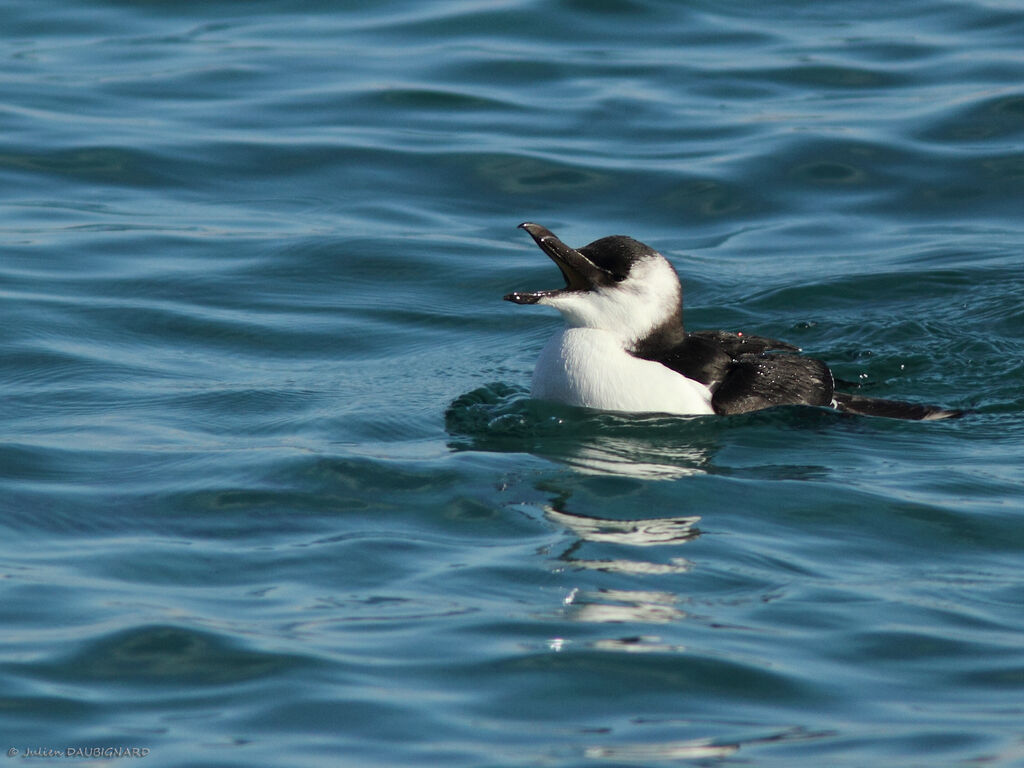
[531,328,714,416]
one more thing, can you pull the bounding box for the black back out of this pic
[635,328,835,415]
[711,354,834,415]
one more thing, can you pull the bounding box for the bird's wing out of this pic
[688,329,801,356]
[644,331,961,420]
[645,334,734,388]
[711,353,834,415]
[646,331,803,389]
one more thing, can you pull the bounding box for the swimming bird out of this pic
[504,222,961,420]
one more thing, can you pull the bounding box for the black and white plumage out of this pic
[504,222,961,421]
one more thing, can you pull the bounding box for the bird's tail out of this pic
[833,391,963,421]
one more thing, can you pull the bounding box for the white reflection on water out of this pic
[565,587,687,624]
[590,636,685,653]
[585,738,739,761]
[543,507,703,642]
[547,508,701,626]
[545,507,701,546]
[546,633,686,654]
[552,437,710,480]
[563,557,693,574]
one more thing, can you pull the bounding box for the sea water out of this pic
[2,1,1023,765]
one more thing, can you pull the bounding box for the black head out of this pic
[577,235,657,282]
[503,222,660,305]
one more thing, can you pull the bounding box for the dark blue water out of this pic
[3,1,1023,765]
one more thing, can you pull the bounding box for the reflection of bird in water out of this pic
[547,430,711,480]
[585,739,739,761]
[506,222,961,420]
[444,383,718,479]
[562,585,688,625]
[546,506,701,547]
[546,506,699,590]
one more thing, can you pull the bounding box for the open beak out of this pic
[504,222,610,304]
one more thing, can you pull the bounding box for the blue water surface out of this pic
[3,1,1024,766]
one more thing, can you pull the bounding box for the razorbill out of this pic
[504,222,961,420]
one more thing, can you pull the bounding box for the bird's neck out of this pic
[626,310,686,357]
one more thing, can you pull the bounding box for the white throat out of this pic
[537,256,680,348]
